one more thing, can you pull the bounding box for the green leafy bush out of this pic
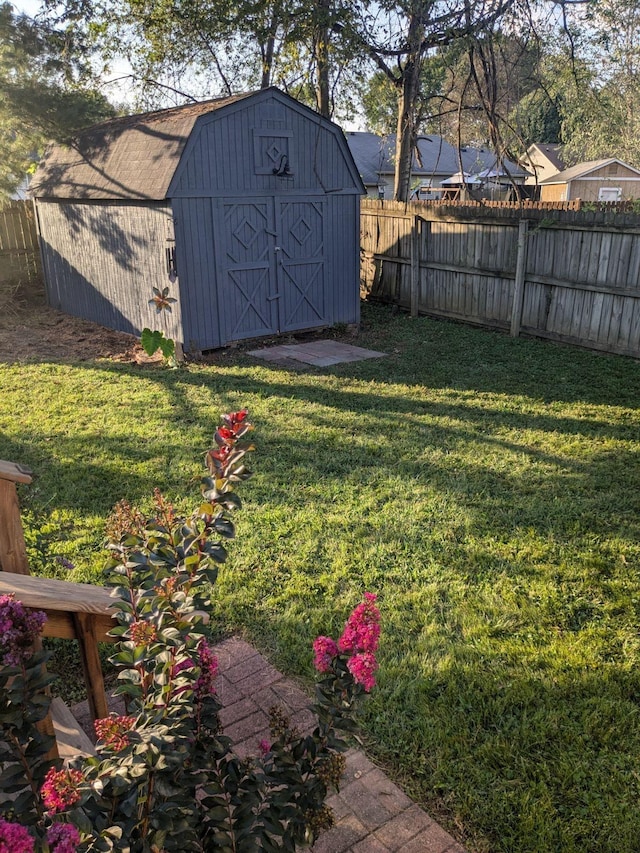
[0,410,380,852]
[140,328,175,361]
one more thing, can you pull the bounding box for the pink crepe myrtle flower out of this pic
[313,636,338,673]
[347,652,378,692]
[0,819,34,853]
[41,767,84,813]
[47,823,81,853]
[94,713,136,751]
[259,739,271,754]
[0,594,46,666]
[338,593,380,654]
[194,639,218,698]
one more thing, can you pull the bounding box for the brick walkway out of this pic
[73,636,466,852]
[213,637,467,853]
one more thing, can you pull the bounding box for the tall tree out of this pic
[560,0,640,165]
[346,0,522,199]
[360,56,446,137]
[0,3,115,199]
[47,0,366,117]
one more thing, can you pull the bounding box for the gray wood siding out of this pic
[36,201,182,341]
[171,96,359,198]
[175,192,361,349]
[171,197,221,351]
[34,92,362,352]
[325,194,360,325]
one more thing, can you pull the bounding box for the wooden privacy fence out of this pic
[361,199,640,358]
[0,201,41,284]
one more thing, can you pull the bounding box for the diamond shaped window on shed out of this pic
[253,130,293,175]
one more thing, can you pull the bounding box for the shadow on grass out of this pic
[2,306,640,853]
[2,340,638,591]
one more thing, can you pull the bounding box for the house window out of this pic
[598,187,622,202]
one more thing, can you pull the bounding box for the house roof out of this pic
[526,143,565,172]
[441,171,482,185]
[540,157,640,184]
[342,132,395,186]
[30,93,254,200]
[344,131,528,186]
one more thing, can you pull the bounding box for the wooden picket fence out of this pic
[360,199,640,358]
[0,201,41,284]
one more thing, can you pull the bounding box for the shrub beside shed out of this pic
[30,88,365,352]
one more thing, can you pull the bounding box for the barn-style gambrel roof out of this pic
[31,89,365,201]
[30,93,254,201]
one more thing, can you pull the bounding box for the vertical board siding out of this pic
[172,196,221,351]
[0,202,41,283]
[361,199,640,357]
[34,93,362,352]
[171,96,357,198]
[36,200,181,341]
[169,94,362,348]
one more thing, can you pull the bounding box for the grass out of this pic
[1,302,640,852]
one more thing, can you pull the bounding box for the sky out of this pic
[12,0,138,106]
[10,0,367,128]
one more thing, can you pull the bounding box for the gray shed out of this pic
[31,88,365,352]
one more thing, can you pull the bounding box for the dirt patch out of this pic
[0,279,155,364]
[0,281,360,366]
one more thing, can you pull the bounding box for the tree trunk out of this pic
[393,14,423,201]
[261,33,276,88]
[260,5,281,89]
[315,0,331,116]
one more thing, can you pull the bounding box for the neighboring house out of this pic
[344,131,528,199]
[30,88,365,352]
[521,143,566,186]
[539,158,640,202]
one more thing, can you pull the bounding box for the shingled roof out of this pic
[344,131,528,188]
[540,157,640,185]
[30,93,253,201]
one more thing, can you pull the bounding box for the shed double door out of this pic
[215,197,326,342]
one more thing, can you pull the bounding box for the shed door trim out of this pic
[214,195,327,343]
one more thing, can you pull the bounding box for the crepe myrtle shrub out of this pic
[0,595,56,849]
[0,410,380,853]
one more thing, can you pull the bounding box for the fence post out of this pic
[410,215,420,317]
[510,219,529,337]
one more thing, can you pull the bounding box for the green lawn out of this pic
[1,303,640,853]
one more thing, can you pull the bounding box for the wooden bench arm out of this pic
[0,574,117,642]
[0,460,33,485]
